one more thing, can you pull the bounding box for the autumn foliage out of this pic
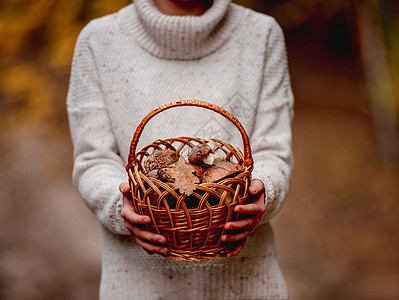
[0,0,131,135]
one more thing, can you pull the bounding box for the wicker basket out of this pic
[126,100,253,261]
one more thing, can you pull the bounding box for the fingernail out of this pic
[158,238,164,243]
[160,248,168,253]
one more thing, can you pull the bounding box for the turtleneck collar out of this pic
[119,0,245,60]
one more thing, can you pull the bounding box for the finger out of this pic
[121,191,151,224]
[119,182,130,195]
[221,229,251,242]
[224,217,256,231]
[124,221,167,244]
[135,236,169,255]
[119,182,134,203]
[226,239,246,258]
[121,204,151,224]
[234,202,264,215]
[249,179,264,195]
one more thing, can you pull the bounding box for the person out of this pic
[67,0,294,299]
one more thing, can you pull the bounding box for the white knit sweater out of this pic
[67,0,293,299]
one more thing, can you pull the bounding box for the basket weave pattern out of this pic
[126,101,253,261]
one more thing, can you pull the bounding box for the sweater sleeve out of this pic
[251,18,294,223]
[67,24,129,235]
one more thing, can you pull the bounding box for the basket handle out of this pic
[126,100,253,170]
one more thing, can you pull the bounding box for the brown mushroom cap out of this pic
[201,161,244,183]
[189,163,206,178]
[215,161,244,172]
[147,169,160,180]
[144,149,178,173]
[188,144,212,164]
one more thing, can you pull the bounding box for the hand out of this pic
[119,182,168,255]
[221,179,266,258]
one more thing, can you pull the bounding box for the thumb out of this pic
[249,179,264,195]
[119,182,130,194]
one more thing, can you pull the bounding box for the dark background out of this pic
[0,0,398,299]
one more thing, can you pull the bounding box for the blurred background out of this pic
[0,0,398,299]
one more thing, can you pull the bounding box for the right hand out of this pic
[119,182,168,255]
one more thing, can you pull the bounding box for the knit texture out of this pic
[67,0,293,299]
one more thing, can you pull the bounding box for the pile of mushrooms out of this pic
[144,144,244,196]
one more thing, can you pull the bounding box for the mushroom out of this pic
[201,161,244,183]
[188,143,225,166]
[189,163,206,178]
[201,153,224,166]
[147,169,160,180]
[188,144,212,164]
[144,149,178,173]
[158,165,176,183]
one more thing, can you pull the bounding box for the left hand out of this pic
[221,179,266,258]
